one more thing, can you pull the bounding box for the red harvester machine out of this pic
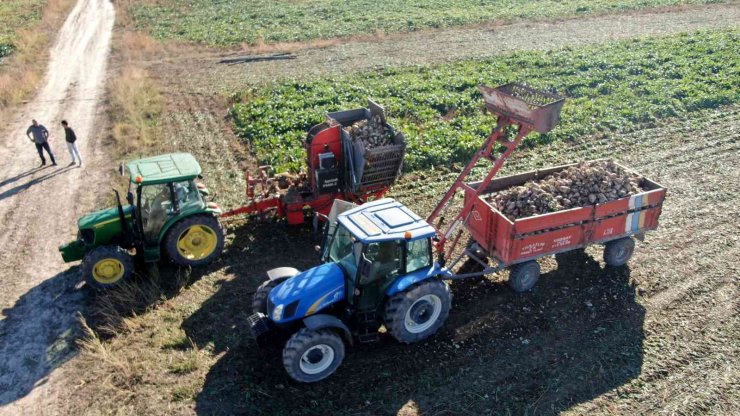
[222,101,406,223]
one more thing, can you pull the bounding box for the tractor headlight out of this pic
[272,304,284,321]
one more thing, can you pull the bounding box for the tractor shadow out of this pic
[0,261,203,406]
[192,244,645,415]
[0,269,87,405]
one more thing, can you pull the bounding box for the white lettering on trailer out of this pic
[552,235,572,248]
[472,210,482,222]
[520,242,545,255]
[603,227,614,237]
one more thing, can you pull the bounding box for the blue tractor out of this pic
[249,198,453,382]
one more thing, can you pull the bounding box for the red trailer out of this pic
[429,84,666,291]
[462,161,666,263]
[222,100,406,224]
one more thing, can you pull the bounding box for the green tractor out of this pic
[59,153,225,288]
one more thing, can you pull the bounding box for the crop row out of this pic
[130,0,720,46]
[232,30,739,173]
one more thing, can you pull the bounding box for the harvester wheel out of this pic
[384,280,451,344]
[603,237,635,267]
[81,246,134,289]
[252,279,280,314]
[283,328,345,383]
[508,261,540,292]
[165,215,224,267]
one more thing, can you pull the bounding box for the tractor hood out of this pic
[79,205,134,229]
[268,262,346,323]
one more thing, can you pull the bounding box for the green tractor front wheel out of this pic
[165,215,225,267]
[81,246,135,288]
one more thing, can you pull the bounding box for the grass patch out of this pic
[109,66,164,155]
[231,29,739,172]
[0,0,75,117]
[0,0,46,57]
[128,0,723,46]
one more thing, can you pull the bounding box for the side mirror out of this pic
[126,191,134,205]
[118,164,125,176]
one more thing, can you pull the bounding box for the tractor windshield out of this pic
[328,224,360,277]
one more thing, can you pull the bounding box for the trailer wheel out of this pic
[603,237,635,267]
[81,246,134,289]
[283,328,345,383]
[508,261,540,292]
[384,280,451,344]
[165,215,225,267]
[252,279,280,314]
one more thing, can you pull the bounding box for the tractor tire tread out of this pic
[252,279,280,314]
[164,214,225,267]
[282,328,345,383]
[383,280,451,344]
[80,245,134,289]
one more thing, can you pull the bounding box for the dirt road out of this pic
[0,0,115,413]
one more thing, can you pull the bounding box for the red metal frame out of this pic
[463,161,667,265]
[427,83,567,264]
[427,117,531,262]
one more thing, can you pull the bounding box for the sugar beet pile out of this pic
[488,161,645,220]
[344,115,394,148]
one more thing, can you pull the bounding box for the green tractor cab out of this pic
[59,153,225,288]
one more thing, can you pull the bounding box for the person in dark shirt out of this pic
[62,120,82,167]
[26,119,56,167]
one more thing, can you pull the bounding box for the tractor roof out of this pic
[127,153,201,185]
[338,198,436,243]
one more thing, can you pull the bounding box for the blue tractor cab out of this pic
[249,199,452,383]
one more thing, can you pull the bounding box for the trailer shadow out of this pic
[191,239,645,415]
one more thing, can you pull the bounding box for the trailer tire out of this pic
[283,328,345,383]
[81,246,134,289]
[252,279,280,314]
[603,237,635,267]
[384,280,451,344]
[508,261,540,292]
[165,215,225,267]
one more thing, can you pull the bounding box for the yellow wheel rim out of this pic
[92,258,125,284]
[176,224,218,261]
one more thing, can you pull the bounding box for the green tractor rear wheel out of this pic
[81,246,134,288]
[165,215,225,267]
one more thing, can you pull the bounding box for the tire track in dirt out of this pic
[0,0,115,413]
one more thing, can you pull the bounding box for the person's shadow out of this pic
[0,165,76,202]
[190,229,645,415]
[0,269,86,405]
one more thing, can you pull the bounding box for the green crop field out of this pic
[130,0,722,46]
[231,29,739,172]
[0,0,46,58]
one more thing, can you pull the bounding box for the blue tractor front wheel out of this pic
[384,280,451,344]
[282,328,345,383]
